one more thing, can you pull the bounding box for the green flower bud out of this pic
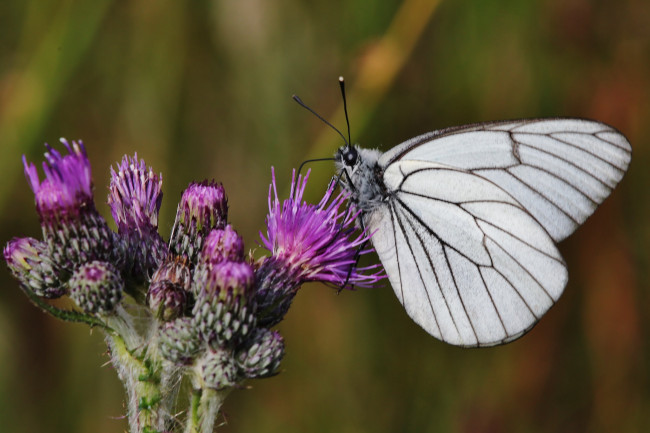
[69,261,123,315]
[4,237,65,298]
[158,317,200,364]
[199,349,238,390]
[236,328,284,379]
[192,261,256,348]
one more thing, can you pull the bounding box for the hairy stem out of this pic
[184,387,230,433]
[109,333,170,433]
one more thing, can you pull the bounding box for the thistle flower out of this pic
[4,237,65,298]
[108,154,167,279]
[69,260,124,315]
[192,260,256,348]
[23,139,93,221]
[256,168,384,327]
[170,181,228,264]
[23,139,119,270]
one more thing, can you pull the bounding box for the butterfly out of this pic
[333,117,631,347]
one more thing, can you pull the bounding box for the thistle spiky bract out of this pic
[5,142,384,433]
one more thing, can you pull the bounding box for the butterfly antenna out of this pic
[296,157,335,181]
[292,94,349,147]
[339,76,352,150]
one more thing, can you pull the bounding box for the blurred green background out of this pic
[1,0,648,432]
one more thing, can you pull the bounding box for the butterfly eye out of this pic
[343,146,358,167]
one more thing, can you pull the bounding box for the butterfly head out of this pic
[337,145,359,168]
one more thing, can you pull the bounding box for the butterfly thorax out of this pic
[335,145,387,213]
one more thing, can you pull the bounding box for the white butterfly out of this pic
[335,118,631,347]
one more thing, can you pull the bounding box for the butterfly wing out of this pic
[379,118,632,242]
[369,118,630,346]
[367,161,567,346]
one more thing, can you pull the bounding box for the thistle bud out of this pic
[199,226,244,265]
[4,237,65,298]
[148,282,187,322]
[199,349,239,390]
[158,317,200,364]
[192,261,256,348]
[170,181,228,264]
[69,261,124,315]
[151,255,192,291]
[236,328,284,379]
[147,256,191,321]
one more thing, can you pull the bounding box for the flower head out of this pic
[69,261,124,315]
[22,140,121,270]
[158,317,201,364]
[200,226,245,265]
[192,260,256,347]
[235,328,284,379]
[108,154,167,281]
[147,256,192,321]
[260,168,383,287]
[108,153,163,233]
[176,181,228,231]
[23,139,93,222]
[4,237,65,298]
[199,349,238,390]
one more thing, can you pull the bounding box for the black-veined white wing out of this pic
[379,119,632,242]
[368,118,630,347]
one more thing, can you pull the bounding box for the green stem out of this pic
[109,333,169,433]
[185,387,230,433]
[185,388,202,433]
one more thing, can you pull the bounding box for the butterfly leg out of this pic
[338,167,370,291]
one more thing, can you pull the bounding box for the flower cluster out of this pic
[3,140,384,433]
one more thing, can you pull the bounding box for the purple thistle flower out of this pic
[255,168,384,327]
[260,168,383,287]
[23,139,93,223]
[108,154,168,280]
[22,140,121,270]
[108,153,163,232]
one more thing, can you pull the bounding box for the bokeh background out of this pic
[0,0,648,432]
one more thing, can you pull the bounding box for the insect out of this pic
[296,78,632,347]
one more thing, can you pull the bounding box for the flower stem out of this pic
[109,332,169,433]
[185,387,230,433]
